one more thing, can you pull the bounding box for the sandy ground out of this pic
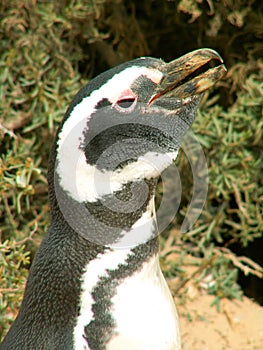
[175,292,263,350]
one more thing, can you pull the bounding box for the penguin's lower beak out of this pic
[149,49,227,104]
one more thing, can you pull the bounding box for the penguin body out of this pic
[0,49,226,350]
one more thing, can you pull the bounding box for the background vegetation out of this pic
[0,0,262,338]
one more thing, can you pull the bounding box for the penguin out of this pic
[0,49,226,350]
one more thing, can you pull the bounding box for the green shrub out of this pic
[1,0,262,339]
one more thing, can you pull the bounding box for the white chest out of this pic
[107,256,181,350]
[74,251,180,350]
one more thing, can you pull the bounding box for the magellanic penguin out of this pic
[1,49,226,350]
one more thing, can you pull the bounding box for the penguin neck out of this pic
[49,150,159,247]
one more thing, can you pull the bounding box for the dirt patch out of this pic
[175,291,263,350]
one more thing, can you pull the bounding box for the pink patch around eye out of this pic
[145,70,163,84]
[117,89,137,102]
[114,90,137,110]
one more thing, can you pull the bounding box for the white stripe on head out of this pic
[55,66,164,203]
[57,66,163,151]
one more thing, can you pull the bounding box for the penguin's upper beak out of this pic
[149,49,227,104]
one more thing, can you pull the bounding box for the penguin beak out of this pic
[149,48,227,104]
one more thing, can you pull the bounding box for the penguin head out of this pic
[48,49,226,246]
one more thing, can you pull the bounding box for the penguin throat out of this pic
[53,173,159,247]
[55,149,177,203]
[53,149,177,247]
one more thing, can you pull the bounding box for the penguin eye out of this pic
[115,97,136,111]
[117,98,135,108]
